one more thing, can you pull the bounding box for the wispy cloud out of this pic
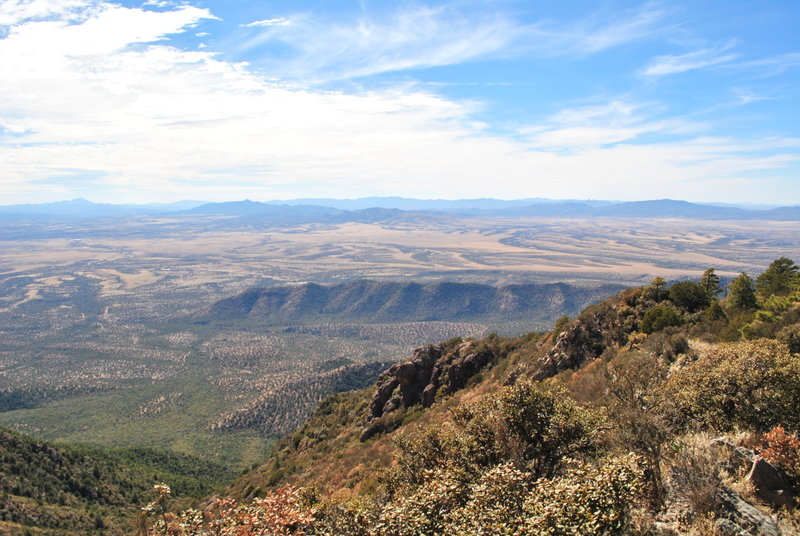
[732,88,770,106]
[241,17,292,28]
[522,99,704,150]
[733,52,800,78]
[236,2,667,82]
[532,2,667,56]
[642,42,738,76]
[236,4,520,82]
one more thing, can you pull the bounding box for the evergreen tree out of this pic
[704,300,726,321]
[700,268,721,297]
[668,281,710,312]
[648,277,668,301]
[755,257,799,298]
[728,273,757,309]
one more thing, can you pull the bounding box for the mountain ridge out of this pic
[3,197,799,220]
[195,279,627,326]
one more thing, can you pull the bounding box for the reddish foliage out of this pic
[145,486,314,535]
[761,425,800,483]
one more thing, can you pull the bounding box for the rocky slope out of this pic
[221,266,800,536]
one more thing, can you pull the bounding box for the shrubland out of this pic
[135,258,800,535]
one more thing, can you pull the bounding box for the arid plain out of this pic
[1,212,798,469]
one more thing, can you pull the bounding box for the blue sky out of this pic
[0,0,798,204]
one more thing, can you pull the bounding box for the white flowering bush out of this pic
[521,455,643,536]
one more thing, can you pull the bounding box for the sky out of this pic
[0,0,799,205]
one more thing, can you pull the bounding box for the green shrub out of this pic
[704,300,726,322]
[521,455,643,536]
[443,463,533,536]
[778,324,800,354]
[640,304,683,334]
[372,468,470,536]
[668,281,710,313]
[312,494,378,536]
[661,339,800,432]
[462,380,604,478]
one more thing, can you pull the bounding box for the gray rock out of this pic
[711,436,755,475]
[716,487,782,536]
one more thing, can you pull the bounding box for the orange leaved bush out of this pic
[761,425,800,484]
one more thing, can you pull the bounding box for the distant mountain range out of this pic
[2,197,799,220]
[0,198,206,217]
[194,280,626,326]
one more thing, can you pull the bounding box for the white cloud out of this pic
[530,2,667,57]
[237,3,666,83]
[241,17,292,28]
[236,5,521,82]
[733,52,800,78]
[0,0,94,26]
[643,42,738,76]
[0,1,797,205]
[522,100,703,149]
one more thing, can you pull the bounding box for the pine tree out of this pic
[700,268,721,297]
[755,257,798,298]
[728,273,757,309]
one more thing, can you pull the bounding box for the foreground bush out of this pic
[761,425,800,485]
[520,455,643,536]
[661,339,800,432]
[142,485,314,536]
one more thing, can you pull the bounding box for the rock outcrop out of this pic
[360,340,499,441]
[711,437,795,508]
[534,287,647,379]
[747,457,795,508]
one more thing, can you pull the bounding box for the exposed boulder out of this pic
[711,436,756,474]
[710,437,795,508]
[747,457,795,508]
[716,487,782,536]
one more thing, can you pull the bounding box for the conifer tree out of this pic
[755,257,798,298]
[728,272,757,309]
[700,268,721,297]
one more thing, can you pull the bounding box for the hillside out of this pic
[196,280,625,326]
[208,360,393,437]
[0,427,233,535]
[143,259,800,535]
[6,258,800,534]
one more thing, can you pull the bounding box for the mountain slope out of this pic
[196,280,625,326]
[210,262,800,536]
[0,427,233,534]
